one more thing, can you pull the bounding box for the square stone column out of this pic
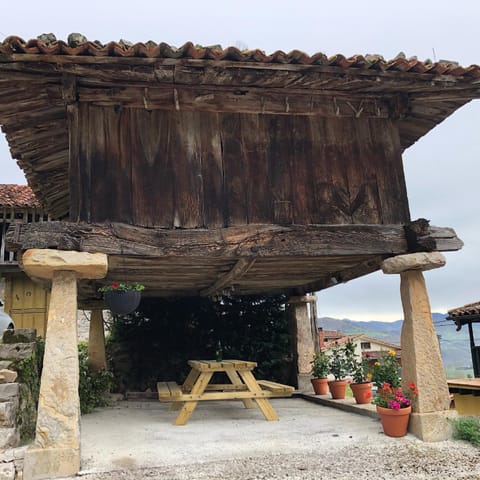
[288,295,317,392]
[88,309,107,371]
[382,252,455,442]
[20,249,107,480]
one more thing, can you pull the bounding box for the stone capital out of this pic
[22,249,108,280]
[381,252,446,275]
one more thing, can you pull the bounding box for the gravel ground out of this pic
[58,399,480,480]
[70,435,480,479]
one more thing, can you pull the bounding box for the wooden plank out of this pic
[174,371,213,425]
[267,115,293,225]
[368,118,410,223]
[130,109,174,227]
[170,112,203,228]
[157,381,182,400]
[309,117,350,223]
[221,114,248,225]
[237,370,279,421]
[198,112,224,228]
[224,366,255,409]
[169,390,277,401]
[242,115,271,224]
[257,380,295,395]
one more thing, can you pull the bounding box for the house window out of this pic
[360,342,371,350]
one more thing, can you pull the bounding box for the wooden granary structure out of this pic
[0,34,472,303]
[1,34,479,478]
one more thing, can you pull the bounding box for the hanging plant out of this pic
[98,282,145,315]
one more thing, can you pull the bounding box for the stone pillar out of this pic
[88,309,107,371]
[20,249,108,480]
[382,252,455,442]
[288,295,317,392]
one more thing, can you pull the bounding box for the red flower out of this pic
[111,283,119,289]
[365,391,372,398]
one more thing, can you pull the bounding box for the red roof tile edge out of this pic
[1,34,479,78]
[448,301,480,317]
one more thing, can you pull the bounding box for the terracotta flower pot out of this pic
[103,290,141,315]
[376,405,411,437]
[311,378,328,395]
[350,382,373,404]
[328,379,348,399]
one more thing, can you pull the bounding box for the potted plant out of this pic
[310,351,330,395]
[98,282,145,315]
[371,349,402,390]
[374,381,418,437]
[327,342,351,399]
[348,344,373,404]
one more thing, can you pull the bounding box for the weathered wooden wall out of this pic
[70,105,410,228]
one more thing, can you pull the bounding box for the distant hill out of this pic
[318,314,474,377]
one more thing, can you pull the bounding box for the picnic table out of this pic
[157,359,294,425]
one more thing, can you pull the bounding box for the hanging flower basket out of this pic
[98,282,145,315]
[103,290,141,315]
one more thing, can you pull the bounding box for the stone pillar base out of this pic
[23,446,80,480]
[409,410,457,442]
[297,374,312,393]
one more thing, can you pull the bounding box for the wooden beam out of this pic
[75,85,394,118]
[6,220,462,259]
[200,258,256,297]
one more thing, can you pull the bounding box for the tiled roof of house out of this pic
[448,302,480,331]
[1,34,479,78]
[323,333,401,352]
[0,184,40,207]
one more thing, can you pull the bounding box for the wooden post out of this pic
[20,249,107,480]
[288,294,317,391]
[382,252,455,441]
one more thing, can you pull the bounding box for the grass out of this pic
[452,416,480,447]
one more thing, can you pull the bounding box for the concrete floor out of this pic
[79,396,384,474]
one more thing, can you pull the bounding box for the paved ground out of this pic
[58,397,480,480]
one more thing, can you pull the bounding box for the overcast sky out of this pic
[1,0,479,321]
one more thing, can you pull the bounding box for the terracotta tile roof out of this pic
[447,301,480,318]
[1,34,479,78]
[0,184,40,207]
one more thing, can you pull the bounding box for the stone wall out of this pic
[0,329,39,479]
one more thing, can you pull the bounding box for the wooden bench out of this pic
[157,381,183,401]
[257,380,295,397]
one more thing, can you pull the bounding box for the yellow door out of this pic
[3,272,49,337]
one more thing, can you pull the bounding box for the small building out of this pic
[446,301,480,414]
[0,185,51,336]
[320,330,401,363]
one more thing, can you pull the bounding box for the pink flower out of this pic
[388,400,401,410]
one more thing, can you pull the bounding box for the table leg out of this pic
[238,370,279,421]
[225,367,255,409]
[171,368,202,411]
[174,371,213,426]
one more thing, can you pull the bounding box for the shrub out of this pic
[106,295,292,391]
[78,342,113,414]
[452,416,480,447]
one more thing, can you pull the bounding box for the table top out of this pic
[188,359,257,371]
[447,378,480,389]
